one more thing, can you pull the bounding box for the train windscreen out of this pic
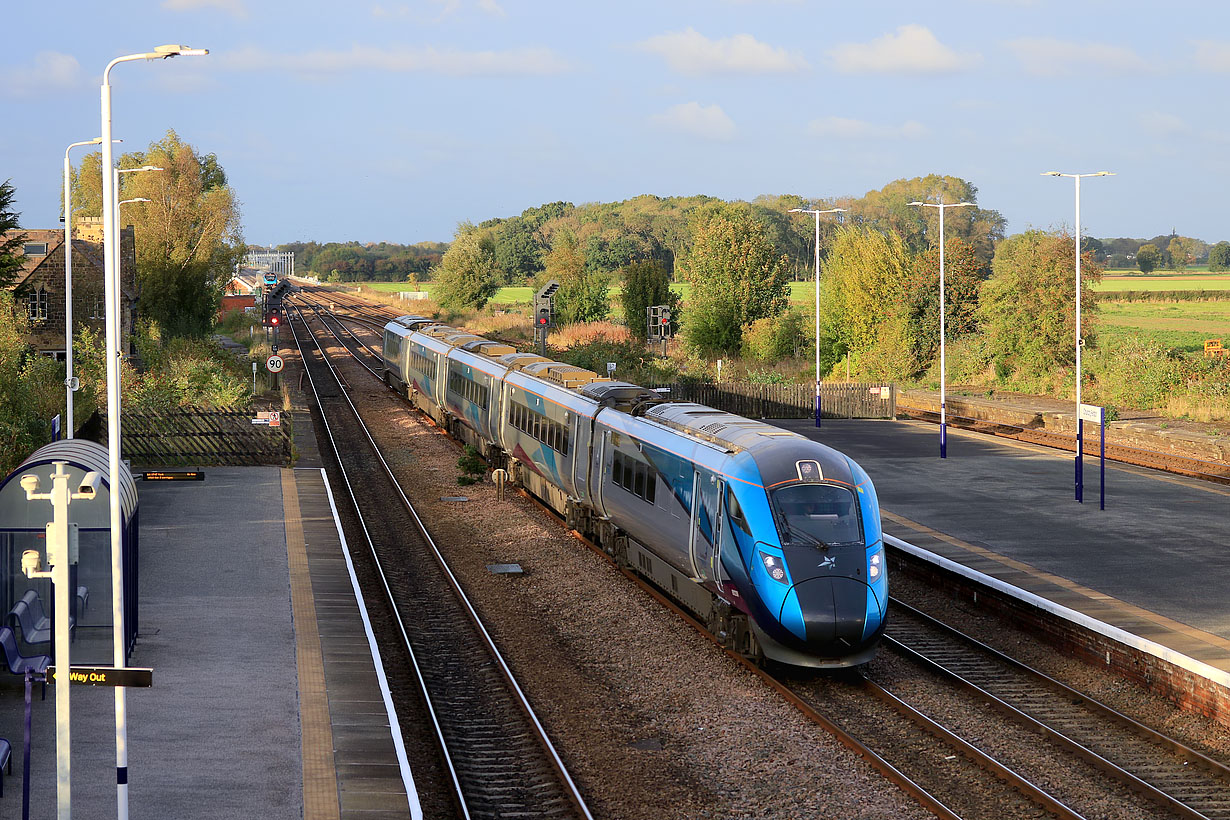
[770,483,862,548]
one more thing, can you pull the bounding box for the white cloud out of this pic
[638,28,807,75]
[0,52,83,98]
[807,116,928,140]
[828,25,980,74]
[1005,38,1150,77]
[1194,40,1230,72]
[220,45,571,77]
[1138,111,1191,138]
[162,0,247,17]
[651,102,736,140]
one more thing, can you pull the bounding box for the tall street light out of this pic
[100,43,207,820]
[908,199,975,458]
[789,206,846,427]
[63,138,110,440]
[1042,170,1114,502]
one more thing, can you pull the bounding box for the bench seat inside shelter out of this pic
[9,589,75,646]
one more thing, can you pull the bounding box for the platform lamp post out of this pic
[1042,170,1114,502]
[63,138,115,439]
[788,206,846,427]
[908,199,974,458]
[100,44,208,820]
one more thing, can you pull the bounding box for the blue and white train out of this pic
[382,315,888,667]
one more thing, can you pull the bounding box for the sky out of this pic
[4,1,1229,248]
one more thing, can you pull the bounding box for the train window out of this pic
[771,484,861,547]
[726,486,751,536]
[633,463,645,497]
[613,451,623,486]
[410,350,436,381]
[646,471,656,504]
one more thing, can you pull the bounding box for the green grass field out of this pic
[1093,273,1230,292]
[1098,300,1230,352]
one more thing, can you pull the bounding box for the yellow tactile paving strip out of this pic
[283,468,342,820]
[883,508,1230,674]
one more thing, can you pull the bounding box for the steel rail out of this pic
[289,303,595,820]
[285,304,469,817]
[299,301,383,369]
[886,598,1230,820]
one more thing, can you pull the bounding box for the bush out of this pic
[740,309,808,362]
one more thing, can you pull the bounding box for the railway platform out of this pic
[0,417,413,817]
[783,418,1230,704]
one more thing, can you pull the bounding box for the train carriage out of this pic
[443,345,511,452]
[380,316,886,668]
[500,363,602,508]
[400,331,451,425]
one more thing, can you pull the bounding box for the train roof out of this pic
[642,402,802,454]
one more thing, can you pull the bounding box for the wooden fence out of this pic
[647,382,896,419]
[99,408,293,467]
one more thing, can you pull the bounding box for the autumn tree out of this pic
[620,259,678,341]
[679,205,790,355]
[1166,236,1204,271]
[819,226,916,379]
[850,175,1006,264]
[1208,241,1230,272]
[73,130,244,336]
[432,222,501,315]
[0,180,27,289]
[1136,243,1161,273]
[544,231,609,324]
[979,230,1102,380]
[905,237,986,368]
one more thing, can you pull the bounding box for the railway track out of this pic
[287,302,593,820]
[883,599,1230,819]
[296,293,1229,820]
[898,405,1230,485]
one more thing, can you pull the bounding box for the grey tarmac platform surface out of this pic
[0,464,411,819]
[776,419,1230,641]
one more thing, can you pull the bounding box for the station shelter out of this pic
[0,439,139,664]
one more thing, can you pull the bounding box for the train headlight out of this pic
[868,547,884,581]
[759,551,789,584]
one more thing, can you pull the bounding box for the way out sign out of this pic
[47,666,152,687]
[266,354,285,373]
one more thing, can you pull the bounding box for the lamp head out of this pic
[19,474,40,496]
[1041,171,1063,177]
[908,201,924,206]
[153,45,209,58]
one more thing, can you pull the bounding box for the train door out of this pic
[689,469,723,584]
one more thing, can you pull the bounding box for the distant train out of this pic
[381,315,888,667]
[262,271,278,287]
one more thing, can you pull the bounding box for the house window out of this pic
[27,287,49,322]
[23,242,48,257]
[91,300,105,320]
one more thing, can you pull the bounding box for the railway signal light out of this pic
[537,306,550,327]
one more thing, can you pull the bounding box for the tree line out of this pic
[276,240,447,283]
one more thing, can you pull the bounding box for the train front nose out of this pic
[791,576,879,649]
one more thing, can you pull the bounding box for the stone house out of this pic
[3,219,137,358]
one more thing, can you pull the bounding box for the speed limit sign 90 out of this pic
[266,354,285,373]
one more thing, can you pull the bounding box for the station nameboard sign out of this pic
[1078,403,1104,424]
[47,666,153,688]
